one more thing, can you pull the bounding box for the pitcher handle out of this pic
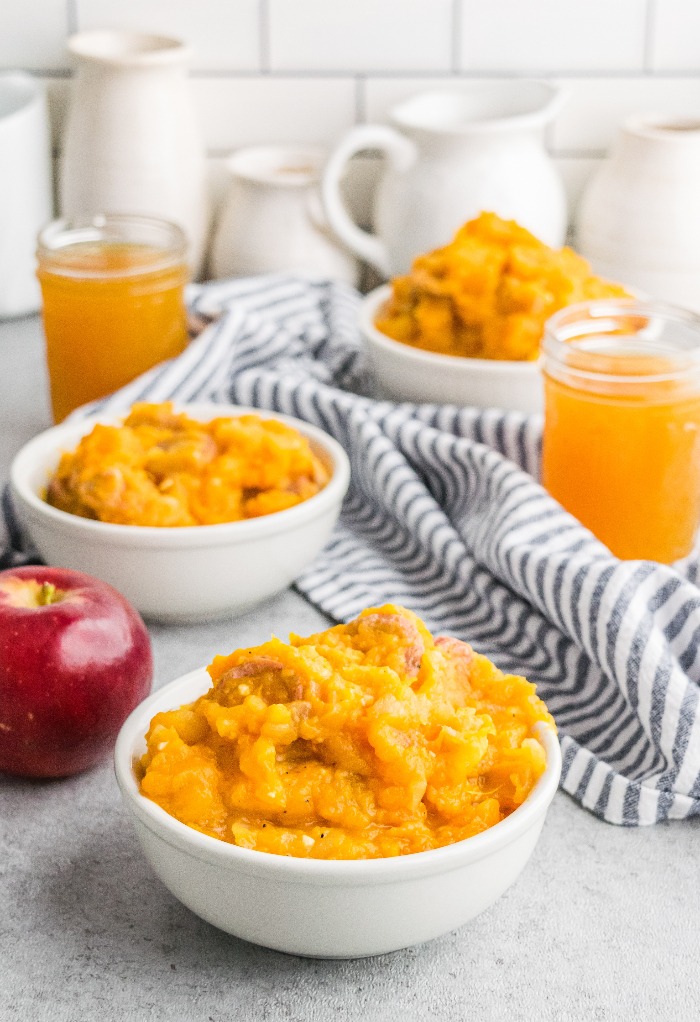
[321,124,417,277]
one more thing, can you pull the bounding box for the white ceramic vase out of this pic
[59,31,210,278]
[210,146,358,285]
[321,81,567,278]
[577,117,700,312]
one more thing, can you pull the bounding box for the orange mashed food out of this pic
[46,402,329,526]
[139,606,555,860]
[375,211,630,361]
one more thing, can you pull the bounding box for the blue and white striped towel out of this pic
[8,274,700,826]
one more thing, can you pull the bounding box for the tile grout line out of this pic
[201,147,606,160]
[644,0,657,73]
[259,0,270,73]
[65,0,78,36]
[451,0,461,74]
[184,68,700,81]
[31,68,700,83]
[552,148,607,160]
[355,76,366,124]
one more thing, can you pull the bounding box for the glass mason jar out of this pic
[37,214,189,422]
[541,299,700,563]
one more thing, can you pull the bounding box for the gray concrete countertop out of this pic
[1,316,698,1022]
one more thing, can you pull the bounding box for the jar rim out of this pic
[37,214,188,279]
[543,298,700,386]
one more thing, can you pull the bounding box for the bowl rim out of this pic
[10,402,351,548]
[115,666,561,886]
[359,284,542,378]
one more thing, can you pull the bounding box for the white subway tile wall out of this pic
[650,0,700,71]
[2,0,698,230]
[551,77,700,151]
[0,0,69,70]
[458,0,648,73]
[268,0,454,73]
[74,0,261,71]
[193,78,357,151]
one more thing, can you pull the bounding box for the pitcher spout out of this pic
[390,80,566,137]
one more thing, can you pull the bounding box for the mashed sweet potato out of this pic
[375,211,630,361]
[46,402,329,527]
[139,606,555,859]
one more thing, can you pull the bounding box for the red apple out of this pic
[0,565,153,778]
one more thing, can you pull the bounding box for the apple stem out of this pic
[37,582,61,607]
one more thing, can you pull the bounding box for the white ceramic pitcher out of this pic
[59,31,210,278]
[210,146,358,284]
[321,82,567,278]
[577,116,700,312]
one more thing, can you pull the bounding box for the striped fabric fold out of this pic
[10,274,700,825]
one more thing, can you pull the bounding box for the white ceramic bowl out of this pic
[360,284,544,413]
[115,667,561,958]
[10,403,350,623]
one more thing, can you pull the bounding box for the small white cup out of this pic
[210,145,358,285]
[0,73,53,318]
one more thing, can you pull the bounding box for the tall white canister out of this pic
[59,31,210,278]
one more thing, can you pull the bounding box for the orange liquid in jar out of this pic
[541,358,700,563]
[38,241,189,422]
